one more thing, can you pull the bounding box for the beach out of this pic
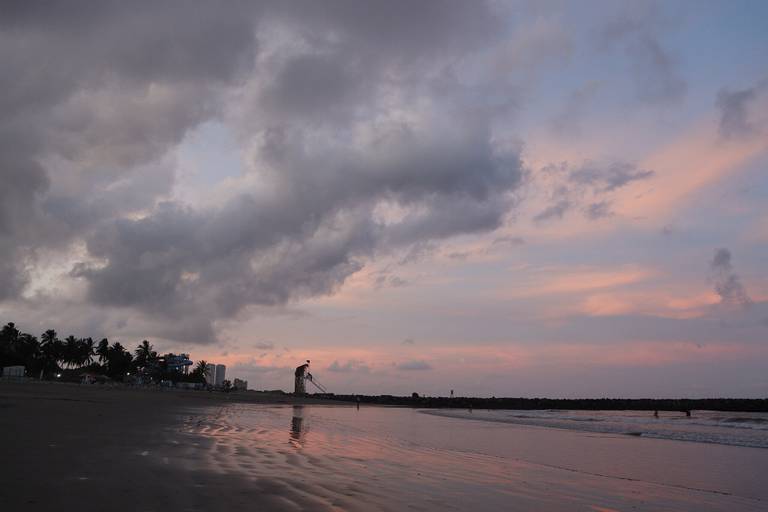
[1,383,766,511]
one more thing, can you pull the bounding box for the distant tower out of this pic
[215,364,226,386]
[294,360,310,395]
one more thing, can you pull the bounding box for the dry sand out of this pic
[1,382,766,511]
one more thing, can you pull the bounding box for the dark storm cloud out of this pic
[710,248,752,307]
[269,0,502,60]
[0,1,261,300]
[74,115,520,341]
[0,1,518,343]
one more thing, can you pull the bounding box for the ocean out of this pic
[422,409,768,449]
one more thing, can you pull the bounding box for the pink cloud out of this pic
[614,122,768,222]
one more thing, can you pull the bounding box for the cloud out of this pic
[254,341,275,350]
[72,71,521,341]
[710,248,752,307]
[327,359,370,373]
[396,359,432,371]
[569,162,655,192]
[716,79,768,138]
[534,200,572,223]
[229,358,292,386]
[492,236,525,247]
[596,4,686,104]
[550,81,601,137]
[532,161,653,224]
[401,338,415,345]
[373,269,409,289]
[583,201,614,220]
[0,2,523,343]
[0,1,261,301]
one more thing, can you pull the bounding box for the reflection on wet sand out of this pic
[290,405,307,447]
[179,404,767,511]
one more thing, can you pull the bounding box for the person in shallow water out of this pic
[294,360,310,395]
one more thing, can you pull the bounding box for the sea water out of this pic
[422,409,768,449]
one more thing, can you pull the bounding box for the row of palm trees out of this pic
[0,322,211,383]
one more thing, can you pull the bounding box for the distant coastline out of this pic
[322,394,768,412]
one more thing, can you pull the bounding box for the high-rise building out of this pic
[205,363,216,386]
[215,364,226,386]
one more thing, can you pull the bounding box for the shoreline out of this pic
[6,379,766,412]
[3,381,767,511]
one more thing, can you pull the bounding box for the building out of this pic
[294,361,310,395]
[162,353,193,374]
[233,378,248,391]
[1,366,25,378]
[215,364,226,386]
[205,363,216,386]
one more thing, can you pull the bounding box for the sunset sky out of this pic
[1,1,767,397]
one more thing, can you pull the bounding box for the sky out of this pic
[1,0,767,398]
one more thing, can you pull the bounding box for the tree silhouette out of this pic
[190,360,211,383]
[63,336,79,369]
[39,329,61,378]
[105,342,133,380]
[96,338,110,364]
[134,340,157,369]
[0,322,21,368]
[0,324,42,375]
[80,337,95,367]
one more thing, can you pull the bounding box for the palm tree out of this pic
[39,329,61,378]
[106,342,133,379]
[79,337,95,367]
[134,340,156,369]
[96,338,109,364]
[190,360,211,384]
[18,333,41,373]
[40,329,57,346]
[63,335,79,369]
[1,322,19,345]
[0,322,20,366]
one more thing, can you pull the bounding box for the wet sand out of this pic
[1,382,766,511]
[0,382,339,511]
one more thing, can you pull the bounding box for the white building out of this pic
[215,364,226,386]
[205,363,216,386]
